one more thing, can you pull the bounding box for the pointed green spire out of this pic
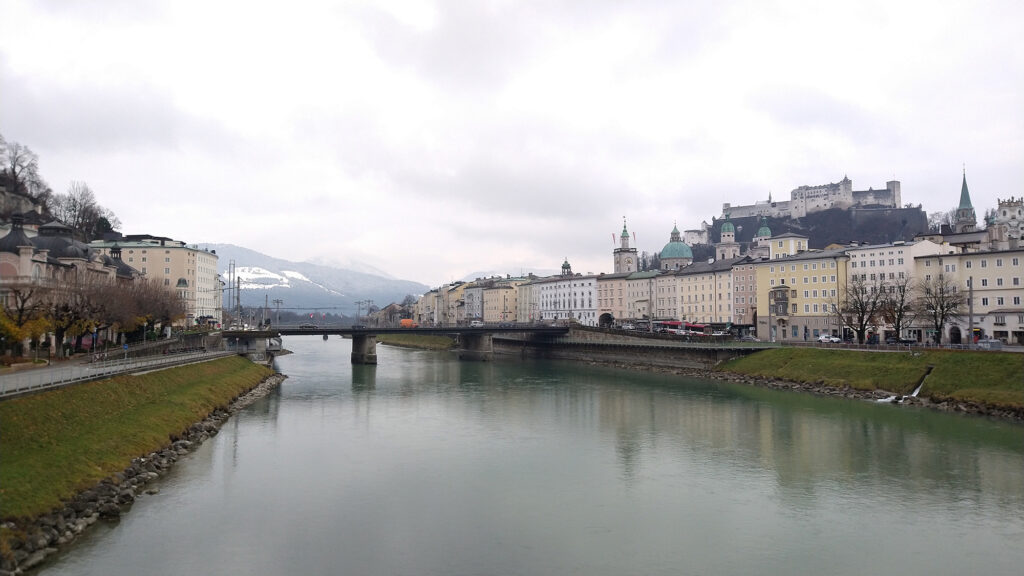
[958,171,973,210]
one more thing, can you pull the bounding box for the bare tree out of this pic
[880,275,918,339]
[927,209,956,232]
[833,275,887,343]
[0,281,51,355]
[1,137,52,204]
[915,274,967,344]
[124,279,187,338]
[48,181,121,240]
[37,272,94,358]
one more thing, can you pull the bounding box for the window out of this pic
[981,279,988,287]
[997,278,1004,286]
[164,268,170,274]
[997,297,1004,305]
[981,260,988,268]
[981,297,989,306]
[966,261,972,269]
[996,258,1003,267]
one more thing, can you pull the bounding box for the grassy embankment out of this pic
[376,334,455,350]
[0,356,273,521]
[718,348,1024,409]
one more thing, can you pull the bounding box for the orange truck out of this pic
[399,319,418,328]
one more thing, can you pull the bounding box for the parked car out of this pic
[620,323,636,330]
[738,335,760,342]
[469,320,485,328]
[976,338,1003,351]
[817,334,841,343]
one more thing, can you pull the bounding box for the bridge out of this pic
[222,325,571,364]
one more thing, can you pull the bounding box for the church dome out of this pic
[720,214,735,235]
[660,224,693,259]
[756,216,772,238]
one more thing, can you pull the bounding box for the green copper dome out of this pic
[660,241,693,260]
[756,215,772,238]
[720,214,735,234]
[660,224,692,260]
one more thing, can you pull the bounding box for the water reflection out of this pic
[40,337,1024,576]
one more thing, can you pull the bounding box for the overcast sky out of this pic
[2,0,1021,287]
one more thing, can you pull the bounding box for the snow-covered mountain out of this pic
[206,244,428,315]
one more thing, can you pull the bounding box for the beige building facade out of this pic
[91,235,220,326]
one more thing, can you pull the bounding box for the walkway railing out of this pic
[0,350,235,399]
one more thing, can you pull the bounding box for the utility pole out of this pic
[968,276,975,349]
[273,299,283,325]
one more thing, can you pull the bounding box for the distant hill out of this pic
[205,244,429,315]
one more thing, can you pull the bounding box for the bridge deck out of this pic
[223,326,571,338]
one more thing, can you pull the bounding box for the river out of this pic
[40,336,1024,575]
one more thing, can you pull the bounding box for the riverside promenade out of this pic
[0,349,235,399]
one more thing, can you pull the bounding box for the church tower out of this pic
[954,170,977,233]
[613,218,638,273]
[716,213,741,260]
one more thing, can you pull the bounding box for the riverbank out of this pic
[0,356,284,574]
[376,333,455,350]
[569,347,1024,423]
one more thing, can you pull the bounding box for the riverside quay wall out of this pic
[494,327,764,370]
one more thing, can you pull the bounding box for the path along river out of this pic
[40,336,1024,575]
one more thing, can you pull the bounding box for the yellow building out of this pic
[914,248,1024,344]
[755,248,848,342]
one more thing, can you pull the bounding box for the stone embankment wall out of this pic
[495,328,761,371]
[0,373,287,574]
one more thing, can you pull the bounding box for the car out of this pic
[299,324,317,329]
[497,322,514,328]
[469,320,485,328]
[738,335,760,342]
[817,334,841,343]
[976,338,1003,351]
[620,323,636,330]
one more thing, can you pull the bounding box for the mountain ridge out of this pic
[205,243,429,315]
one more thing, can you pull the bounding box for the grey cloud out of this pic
[751,86,881,143]
[0,58,233,154]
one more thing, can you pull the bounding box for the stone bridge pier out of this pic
[351,334,378,364]
[458,333,494,361]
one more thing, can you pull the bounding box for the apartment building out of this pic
[91,235,220,326]
[756,249,849,342]
[915,248,1024,344]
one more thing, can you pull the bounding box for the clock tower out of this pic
[613,218,638,273]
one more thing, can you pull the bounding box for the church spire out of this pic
[954,168,977,233]
[959,169,974,210]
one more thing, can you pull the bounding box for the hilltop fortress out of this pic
[722,176,901,220]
